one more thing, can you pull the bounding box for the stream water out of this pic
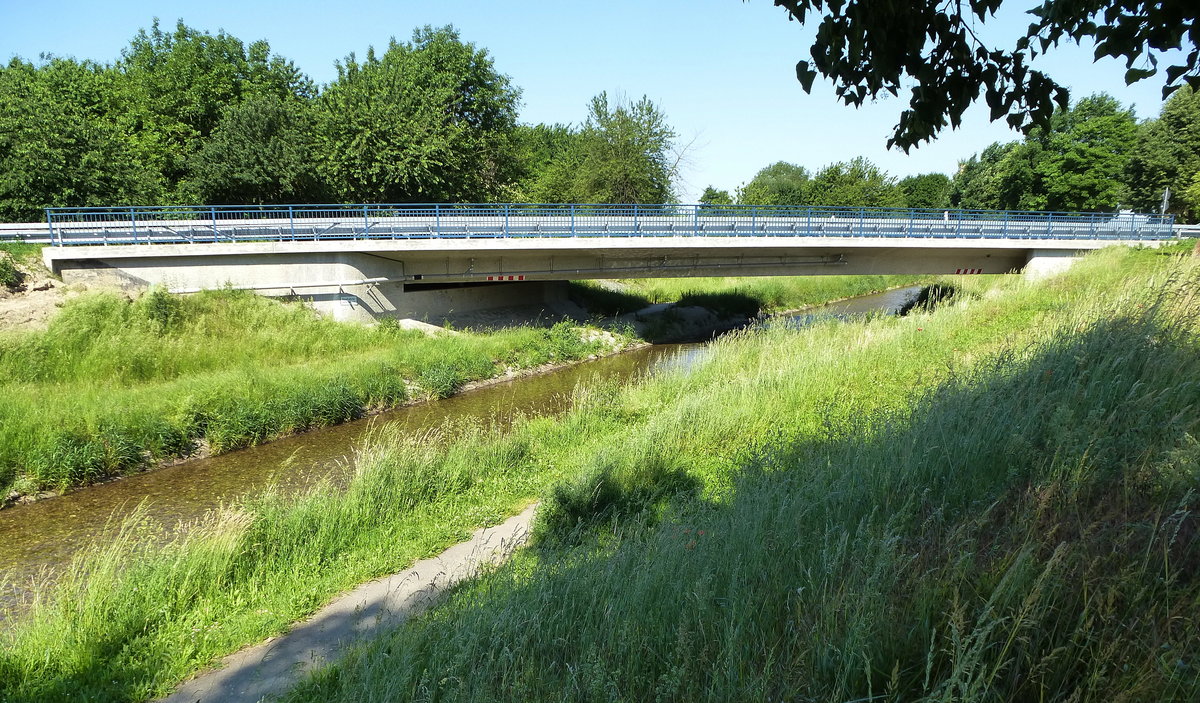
[0,285,919,615]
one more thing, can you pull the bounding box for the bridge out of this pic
[30,203,1178,322]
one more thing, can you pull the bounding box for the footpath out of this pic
[160,504,538,703]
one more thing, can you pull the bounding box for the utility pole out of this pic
[1161,186,1171,215]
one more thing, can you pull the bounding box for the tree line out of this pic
[0,21,679,221]
[711,89,1200,223]
[3,20,1199,223]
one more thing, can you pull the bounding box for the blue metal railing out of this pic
[40,203,1176,246]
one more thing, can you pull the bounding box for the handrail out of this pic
[36,203,1178,245]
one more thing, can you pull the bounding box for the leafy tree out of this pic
[568,93,678,204]
[737,162,809,206]
[953,94,1137,212]
[187,94,324,204]
[116,19,314,202]
[807,157,905,208]
[315,26,520,203]
[768,0,1198,150]
[898,173,952,209]
[1125,86,1200,221]
[0,57,155,220]
[699,186,733,206]
[1032,94,1137,211]
[508,123,586,203]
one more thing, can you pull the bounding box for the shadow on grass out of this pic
[287,293,1200,702]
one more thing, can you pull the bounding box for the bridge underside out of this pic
[44,238,1111,322]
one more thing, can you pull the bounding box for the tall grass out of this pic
[624,273,924,310]
[0,289,622,496]
[279,248,1200,702]
[569,274,923,316]
[1,248,1189,702]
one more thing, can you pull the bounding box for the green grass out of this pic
[0,288,625,496]
[624,273,924,311]
[569,274,923,317]
[271,247,1200,703]
[2,248,1192,702]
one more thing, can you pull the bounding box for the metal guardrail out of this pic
[30,204,1181,245]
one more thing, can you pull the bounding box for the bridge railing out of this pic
[41,204,1176,245]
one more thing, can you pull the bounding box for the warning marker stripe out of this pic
[954,268,983,275]
[485,275,526,281]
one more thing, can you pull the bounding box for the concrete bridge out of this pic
[34,204,1177,322]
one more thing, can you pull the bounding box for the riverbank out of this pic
[276,245,1199,702]
[4,247,1194,701]
[0,273,922,501]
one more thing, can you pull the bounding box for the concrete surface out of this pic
[159,504,538,703]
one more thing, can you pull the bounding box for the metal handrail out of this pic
[38,203,1177,246]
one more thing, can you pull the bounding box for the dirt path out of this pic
[158,504,538,703]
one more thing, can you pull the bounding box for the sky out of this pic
[0,1,1186,202]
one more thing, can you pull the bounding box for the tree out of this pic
[1033,94,1137,211]
[737,162,809,206]
[0,57,155,220]
[699,186,733,206]
[898,173,952,209]
[1125,86,1200,221]
[769,0,1198,150]
[187,94,324,204]
[568,93,678,204]
[315,26,520,203]
[952,94,1137,212]
[116,19,313,202]
[807,157,904,208]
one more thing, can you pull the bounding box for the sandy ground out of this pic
[158,504,538,703]
[0,254,84,332]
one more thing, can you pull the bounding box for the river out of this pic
[0,285,919,615]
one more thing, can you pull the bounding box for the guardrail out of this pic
[29,204,1181,245]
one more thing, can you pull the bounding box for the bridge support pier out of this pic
[1023,249,1081,279]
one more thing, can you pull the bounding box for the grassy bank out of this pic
[570,273,922,316]
[2,247,1193,701]
[275,246,1199,702]
[0,288,626,498]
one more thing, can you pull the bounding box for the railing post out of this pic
[633,203,639,235]
[45,210,56,246]
[907,209,913,238]
[858,207,864,237]
[692,203,698,236]
[806,207,811,236]
[362,205,369,240]
[435,204,441,237]
[211,206,217,242]
[289,205,296,241]
[1003,210,1009,238]
[570,204,576,237]
[130,207,138,243]
[1046,212,1054,239]
[504,203,510,238]
[751,206,757,236]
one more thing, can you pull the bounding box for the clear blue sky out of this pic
[0,0,1183,202]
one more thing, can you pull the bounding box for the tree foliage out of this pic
[117,19,312,201]
[187,94,323,204]
[315,26,520,203]
[512,94,678,204]
[898,173,952,209]
[769,0,1198,150]
[1125,86,1200,221]
[952,94,1140,213]
[808,157,905,208]
[0,58,153,221]
[737,162,810,206]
